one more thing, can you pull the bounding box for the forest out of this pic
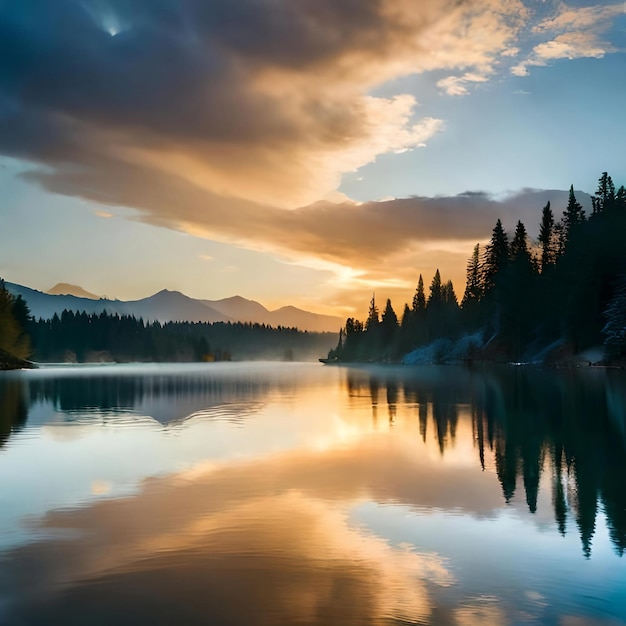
[329,172,626,364]
[0,285,334,365]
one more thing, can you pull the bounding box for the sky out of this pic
[1,0,625,317]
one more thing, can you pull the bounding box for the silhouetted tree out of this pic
[538,201,555,272]
[461,244,482,308]
[510,221,532,266]
[561,185,585,247]
[409,274,428,346]
[428,269,443,307]
[482,219,509,293]
[400,303,411,328]
[380,299,399,356]
[442,280,457,305]
[591,172,616,215]
[365,294,380,332]
[381,299,398,328]
[412,275,426,313]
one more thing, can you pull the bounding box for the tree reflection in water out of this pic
[346,365,626,558]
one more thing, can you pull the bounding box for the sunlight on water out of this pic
[1,362,625,625]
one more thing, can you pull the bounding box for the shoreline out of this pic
[0,351,37,371]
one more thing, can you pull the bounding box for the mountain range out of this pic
[5,282,343,333]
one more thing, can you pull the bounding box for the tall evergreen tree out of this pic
[461,244,482,308]
[381,299,398,349]
[365,294,380,332]
[381,299,398,328]
[562,185,585,245]
[482,219,509,292]
[442,280,458,305]
[505,220,536,357]
[591,172,616,214]
[400,303,411,329]
[407,276,427,348]
[428,269,443,307]
[538,202,555,271]
[510,220,529,259]
[412,275,426,312]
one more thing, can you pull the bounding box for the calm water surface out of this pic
[1,362,625,625]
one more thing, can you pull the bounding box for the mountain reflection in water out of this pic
[0,363,625,625]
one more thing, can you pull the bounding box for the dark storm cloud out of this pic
[0,0,426,145]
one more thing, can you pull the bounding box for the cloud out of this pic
[531,3,624,33]
[0,0,527,207]
[511,2,623,76]
[437,72,490,96]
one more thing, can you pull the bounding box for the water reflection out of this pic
[3,485,450,625]
[1,364,301,428]
[1,363,626,624]
[345,365,626,558]
[0,380,27,448]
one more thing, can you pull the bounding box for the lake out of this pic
[1,362,625,625]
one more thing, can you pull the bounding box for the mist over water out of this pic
[1,362,625,625]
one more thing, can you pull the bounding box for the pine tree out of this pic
[510,220,529,260]
[591,172,616,214]
[428,269,443,307]
[482,219,509,292]
[400,303,412,329]
[461,244,482,308]
[503,220,536,357]
[538,202,555,271]
[381,299,398,349]
[381,299,398,328]
[442,280,458,306]
[365,294,379,332]
[562,185,585,245]
[412,275,426,312]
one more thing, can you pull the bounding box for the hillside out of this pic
[5,282,343,332]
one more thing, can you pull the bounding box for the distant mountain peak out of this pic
[47,283,99,300]
[9,280,343,332]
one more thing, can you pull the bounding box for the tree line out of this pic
[0,282,334,364]
[31,311,333,363]
[330,172,626,363]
